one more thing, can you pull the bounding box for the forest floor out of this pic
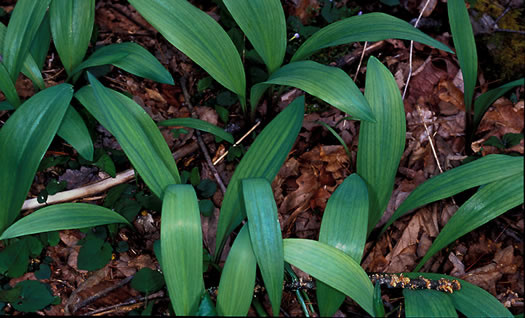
[0,0,523,316]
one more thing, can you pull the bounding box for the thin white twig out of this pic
[213,121,261,165]
[402,0,432,100]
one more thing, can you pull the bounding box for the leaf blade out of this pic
[317,173,369,316]
[243,178,283,316]
[283,239,375,316]
[381,155,523,235]
[158,117,234,144]
[448,0,477,112]
[56,107,94,161]
[251,61,374,122]
[223,0,286,74]
[357,56,406,233]
[291,12,453,62]
[161,185,204,316]
[0,203,130,240]
[129,0,245,102]
[76,75,180,199]
[214,96,304,260]
[0,84,73,232]
[49,0,95,75]
[415,172,524,270]
[404,289,458,318]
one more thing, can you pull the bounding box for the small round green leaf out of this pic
[131,268,165,294]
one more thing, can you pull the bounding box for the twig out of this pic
[353,41,368,81]
[179,76,227,194]
[73,275,134,313]
[493,28,525,35]
[21,137,210,211]
[212,121,261,165]
[402,0,432,100]
[416,105,443,173]
[81,292,166,316]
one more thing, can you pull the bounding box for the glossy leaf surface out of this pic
[243,178,283,316]
[0,203,130,240]
[223,0,286,74]
[76,75,180,199]
[0,84,73,232]
[161,185,204,316]
[291,12,452,62]
[158,117,234,144]
[357,56,405,233]
[404,289,457,317]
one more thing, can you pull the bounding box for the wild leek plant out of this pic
[0,0,522,316]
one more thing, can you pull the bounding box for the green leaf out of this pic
[283,239,374,316]
[217,225,256,316]
[448,0,477,112]
[29,12,51,70]
[381,154,523,235]
[415,172,524,270]
[373,283,385,317]
[473,78,524,131]
[93,153,116,177]
[250,61,374,122]
[357,56,406,233]
[77,237,113,271]
[3,0,50,81]
[76,76,180,199]
[12,280,54,313]
[291,12,453,62]
[404,272,513,318]
[197,293,217,316]
[243,178,283,316]
[161,185,204,316]
[57,107,94,161]
[0,62,21,107]
[223,0,286,74]
[317,120,351,159]
[0,285,22,303]
[131,268,165,293]
[317,173,369,316]
[72,42,173,84]
[0,203,130,240]
[214,96,304,260]
[49,0,95,75]
[129,0,246,106]
[404,289,458,317]
[0,239,30,277]
[0,84,73,232]
[158,118,234,144]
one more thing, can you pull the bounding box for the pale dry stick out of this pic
[179,76,227,194]
[21,137,209,211]
[416,105,443,173]
[402,0,433,100]
[213,121,261,165]
[353,41,368,81]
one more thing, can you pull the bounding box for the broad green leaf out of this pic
[0,22,44,91]
[76,75,180,199]
[473,78,524,131]
[129,0,246,107]
[250,61,374,122]
[357,56,406,233]
[373,283,385,317]
[283,239,374,316]
[29,13,51,70]
[158,117,234,144]
[214,96,304,260]
[71,42,173,84]
[57,107,94,161]
[404,289,457,317]
[0,203,130,240]
[0,62,21,107]
[381,154,523,235]
[3,0,50,81]
[405,273,513,317]
[50,0,95,75]
[448,0,477,112]
[415,173,524,270]
[291,12,453,62]
[317,173,369,316]
[131,267,165,294]
[0,84,72,233]
[243,178,283,316]
[161,185,204,316]
[223,0,286,74]
[217,225,256,316]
